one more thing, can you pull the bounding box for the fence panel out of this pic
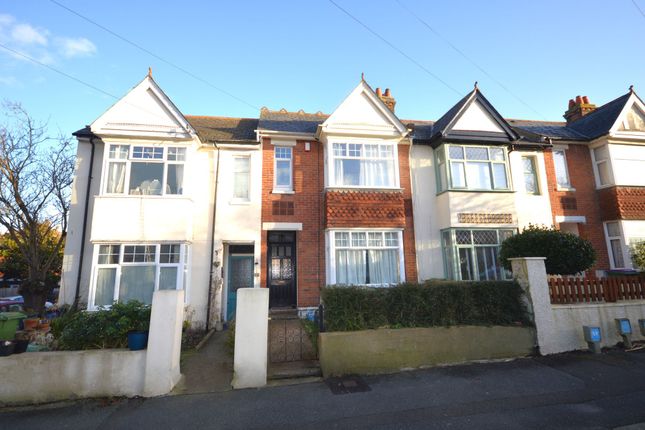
[548,276,644,305]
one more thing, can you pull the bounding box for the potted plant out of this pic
[13,330,30,354]
[117,301,151,351]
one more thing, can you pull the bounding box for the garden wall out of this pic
[318,325,535,377]
[0,349,146,405]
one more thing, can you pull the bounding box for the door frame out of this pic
[224,248,254,322]
[266,231,297,308]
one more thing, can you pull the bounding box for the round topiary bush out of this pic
[500,224,596,275]
[632,241,645,270]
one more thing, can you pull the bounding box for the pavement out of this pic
[2,348,645,429]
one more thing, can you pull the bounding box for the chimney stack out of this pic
[377,87,396,112]
[564,95,596,124]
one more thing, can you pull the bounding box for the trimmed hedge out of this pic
[321,281,530,332]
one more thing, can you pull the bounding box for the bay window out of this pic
[442,229,514,281]
[331,230,403,286]
[593,145,613,187]
[104,144,186,196]
[91,243,186,309]
[331,142,397,188]
[436,144,509,192]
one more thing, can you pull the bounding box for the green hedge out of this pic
[321,281,530,332]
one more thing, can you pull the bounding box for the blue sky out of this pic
[1,0,644,137]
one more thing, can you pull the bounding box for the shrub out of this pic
[632,241,645,270]
[321,280,529,332]
[52,301,151,350]
[499,224,596,275]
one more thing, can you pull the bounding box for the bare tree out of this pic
[0,102,74,313]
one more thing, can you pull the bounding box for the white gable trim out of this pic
[319,81,408,137]
[90,76,195,140]
[609,93,645,139]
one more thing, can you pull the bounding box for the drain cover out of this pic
[326,376,371,395]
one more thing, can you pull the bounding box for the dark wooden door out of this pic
[268,231,296,308]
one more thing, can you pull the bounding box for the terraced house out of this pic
[59,72,645,329]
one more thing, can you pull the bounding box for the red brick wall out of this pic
[260,138,325,308]
[598,186,645,221]
[399,144,418,283]
[543,146,610,272]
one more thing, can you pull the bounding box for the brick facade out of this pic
[598,186,645,221]
[543,146,610,272]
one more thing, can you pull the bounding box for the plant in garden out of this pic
[632,241,645,270]
[499,224,596,275]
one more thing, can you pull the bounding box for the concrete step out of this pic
[268,360,322,380]
[269,308,299,320]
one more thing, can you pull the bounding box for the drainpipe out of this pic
[72,136,96,310]
[206,142,221,330]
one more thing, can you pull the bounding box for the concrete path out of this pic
[3,349,645,429]
[172,329,233,395]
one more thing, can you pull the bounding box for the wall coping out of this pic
[508,257,547,261]
[552,300,645,310]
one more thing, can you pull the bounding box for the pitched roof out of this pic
[566,92,631,139]
[185,115,258,143]
[507,119,588,141]
[430,91,473,139]
[258,108,328,134]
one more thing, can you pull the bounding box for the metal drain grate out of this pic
[326,376,371,395]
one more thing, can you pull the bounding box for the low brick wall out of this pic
[0,349,146,406]
[318,326,535,377]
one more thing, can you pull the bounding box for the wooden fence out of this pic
[549,276,645,305]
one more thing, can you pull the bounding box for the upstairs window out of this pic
[593,145,613,186]
[553,149,571,189]
[522,156,540,194]
[274,147,293,191]
[331,142,397,188]
[105,145,186,195]
[232,156,251,200]
[436,144,509,192]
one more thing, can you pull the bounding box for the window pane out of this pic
[336,250,366,284]
[166,164,184,194]
[106,162,126,194]
[489,147,505,161]
[606,222,621,237]
[448,146,464,159]
[233,157,250,199]
[522,156,538,194]
[476,247,500,280]
[466,162,492,189]
[119,266,155,304]
[159,267,178,290]
[123,245,156,263]
[456,230,471,244]
[450,161,466,187]
[234,157,250,173]
[335,232,349,247]
[368,232,383,247]
[129,162,163,195]
[492,163,508,189]
[95,268,116,306]
[132,146,163,159]
[384,232,398,246]
[338,159,360,186]
[333,143,346,157]
[160,244,180,263]
[275,160,291,187]
[380,145,393,158]
[473,230,498,245]
[458,248,474,280]
[593,146,608,161]
[499,230,514,242]
[610,239,625,268]
[351,232,366,247]
[368,249,399,284]
[109,145,129,160]
[348,144,361,157]
[465,147,488,160]
[364,144,378,158]
[553,150,570,187]
[98,245,120,264]
[167,147,186,161]
[597,161,611,185]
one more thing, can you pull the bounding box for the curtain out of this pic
[360,159,390,187]
[368,249,399,285]
[167,164,184,194]
[95,268,116,306]
[119,266,155,304]
[336,250,366,285]
[465,162,492,189]
[106,162,126,193]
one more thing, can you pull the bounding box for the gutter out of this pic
[205,142,221,331]
[72,136,96,310]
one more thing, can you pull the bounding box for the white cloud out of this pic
[0,14,15,29]
[57,37,96,58]
[0,76,18,86]
[11,23,48,46]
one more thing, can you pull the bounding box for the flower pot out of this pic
[23,318,39,331]
[12,339,29,354]
[127,331,149,351]
[0,340,14,356]
[38,321,50,331]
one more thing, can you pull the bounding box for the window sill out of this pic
[436,189,514,195]
[326,187,404,192]
[229,199,251,205]
[556,186,576,192]
[96,194,192,201]
[272,189,295,194]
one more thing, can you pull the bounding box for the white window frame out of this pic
[101,144,187,196]
[604,221,627,269]
[521,155,540,195]
[437,144,511,192]
[327,229,405,286]
[552,148,573,190]
[88,243,187,310]
[327,138,401,189]
[591,145,615,188]
[231,155,251,203]
[273,146,293,193]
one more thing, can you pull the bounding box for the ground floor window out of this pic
[604,222,626,269]
[329,230,404,286]
[442,229,514,281]
[90,243,187,309]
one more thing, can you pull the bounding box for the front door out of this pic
[227,255,254,321]
[268,231,297,308]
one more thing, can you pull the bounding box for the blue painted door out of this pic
[227,255,254,321]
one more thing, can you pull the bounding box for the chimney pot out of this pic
[575,95,583,104]
[376,87,382,96]
[384,88,391,97]
[582,96,589,104]
[568,99,575,108]
[564,94,597,124]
